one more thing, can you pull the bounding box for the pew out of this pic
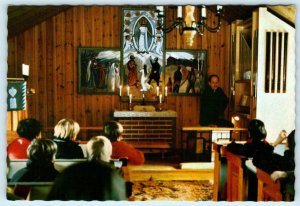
[212,140,247,201]
[256,168,283,201]
[226,150,248,201]
[212,141,228,201]
[8,182,53,200]
[8,159,87,180]
[213,141,287,201]
[256,166,293,201]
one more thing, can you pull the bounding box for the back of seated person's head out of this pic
[54,118,80,141]
[86,136,112,163]
[103,121,123,142]
[17,118,42,140]
[27,138,57,163]
[47,161,126,201]
[248,119,267,142]
[287,130,295,154]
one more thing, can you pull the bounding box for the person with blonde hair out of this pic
[86,136,112,163]
[53,118,84,159]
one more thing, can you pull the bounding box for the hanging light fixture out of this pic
[155,5,224,35]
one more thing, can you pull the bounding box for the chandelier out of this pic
[155,5,224,35]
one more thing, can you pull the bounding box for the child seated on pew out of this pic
[7,118,42,159]
[225,119,272,200]
[52,118,84,159]
[103,121,145,165]
[253,130,295,201]
[10,138,59,182]
[227,119,273,157]
[9,138,59,199]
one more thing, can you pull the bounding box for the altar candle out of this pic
[119,85,122,96]
[217,5,223,11]
[156,86,159,96]
[156,6,163,12]
[159,94,162,103]
[165,86,168,96]
[201,6,206,18]
[129,94,132,104]
[127,86,130,96]
[177,6,182,18]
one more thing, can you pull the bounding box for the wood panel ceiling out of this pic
[7,5,72,38]
[7,5,295,39]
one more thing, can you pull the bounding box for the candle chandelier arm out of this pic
[199,14,222,33]
[155,5,224,36]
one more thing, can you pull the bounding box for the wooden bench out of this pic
[212,141,229,201]
[226,150,249,201]
[127,141,171,157]
[256,168,283,201]
[8,182,53,200]
[8,159,87,180]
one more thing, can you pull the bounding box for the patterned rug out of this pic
[129,180,213,201]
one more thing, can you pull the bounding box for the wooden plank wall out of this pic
[7,6,229,148]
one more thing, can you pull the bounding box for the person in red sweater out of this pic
[7,118,42,159]
[103,121,145,165]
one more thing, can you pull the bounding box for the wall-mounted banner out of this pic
[7,81,26,111]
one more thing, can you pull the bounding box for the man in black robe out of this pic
[200,74,232,127]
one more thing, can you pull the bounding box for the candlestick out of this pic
[129,94,132,104]
[127,86,130,96]
[165,86,168,96]
[156,86,159,96]
[119,85,122,96]
[141,92,146,105]
[159,94,162,104]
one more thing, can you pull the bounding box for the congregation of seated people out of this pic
[6,117,295,201]
[7,118,143,201]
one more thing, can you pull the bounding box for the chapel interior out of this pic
[5,4,296,202]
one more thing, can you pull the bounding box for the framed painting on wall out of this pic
[121,7,165,102]
[164,50,207,95]
[78,47,121,94]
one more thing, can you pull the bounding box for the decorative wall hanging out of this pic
[7,80,26,111]
[164,50,207,95]
[121,7,165,102]
[78,47,121,94]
